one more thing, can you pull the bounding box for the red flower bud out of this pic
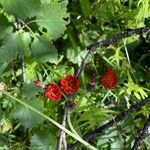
[60,75,80,95]
[44,84,62,102]
[101,69,118,89]
[34,80,46,89]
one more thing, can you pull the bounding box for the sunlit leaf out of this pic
[37,1,69,40]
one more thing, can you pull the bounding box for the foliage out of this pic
[0,0,150,149]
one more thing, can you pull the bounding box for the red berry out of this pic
[60,75,80,95]
[101,69,118,89]
[44,84,62,102]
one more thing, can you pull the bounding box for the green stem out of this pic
[3,91,97,150]
[67,110,81,137]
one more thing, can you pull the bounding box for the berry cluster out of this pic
[34,69,119,102]
[34,75,80,102]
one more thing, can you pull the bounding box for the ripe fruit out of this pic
[101,69,118,89]
[60,75,80,95]
[44,84,62,102]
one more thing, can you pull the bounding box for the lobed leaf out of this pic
[37,1,69,40]
[12,99,44,128]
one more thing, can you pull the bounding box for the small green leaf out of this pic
[31,36,58,63]
[31,130,57,150]
[12,99,44,128]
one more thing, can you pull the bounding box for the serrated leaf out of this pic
[31,130,57,150]
[22,83,43,99]
[0,14,13,40]
[12,100,44,128]
[37,1,69,40]
[0,0,41,19]
[31,36,58,63]
[0,32,31,63]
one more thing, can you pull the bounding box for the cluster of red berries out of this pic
[34,69,118,102]
[34,75,80,102]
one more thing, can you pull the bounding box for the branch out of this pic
[20,54,26,84]
[131,116,150,150]
[68,97,150,150]
[57,106,68,150]
[76,26,150,77]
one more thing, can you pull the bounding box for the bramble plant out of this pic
[0,0,150,150]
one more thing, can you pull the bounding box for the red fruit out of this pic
[44,84,62,102]
[60,75,80,95]
[101,69,118,89]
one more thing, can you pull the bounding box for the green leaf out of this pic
[37,1,69,40]
[79,0,92,18]
[31,130,57,150]
[0,63,8,76]
[0,32,31,63]
[0,14,13,40]
[12,99,44,128]
[0,0,41,19]
[25,60,38,82]
[67,48,88,64]
[31,36,58,63]
[22,83,43,99]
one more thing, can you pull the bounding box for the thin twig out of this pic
[76,26,150,77]
[57,105,68,150]
[131,116,150,150]
[68,97,150,150]
[20,54,26,83]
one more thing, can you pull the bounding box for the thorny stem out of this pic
[76,26,150,77]
[68,97,150,150]
[57,106,68,150]
[131,116,150,150]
